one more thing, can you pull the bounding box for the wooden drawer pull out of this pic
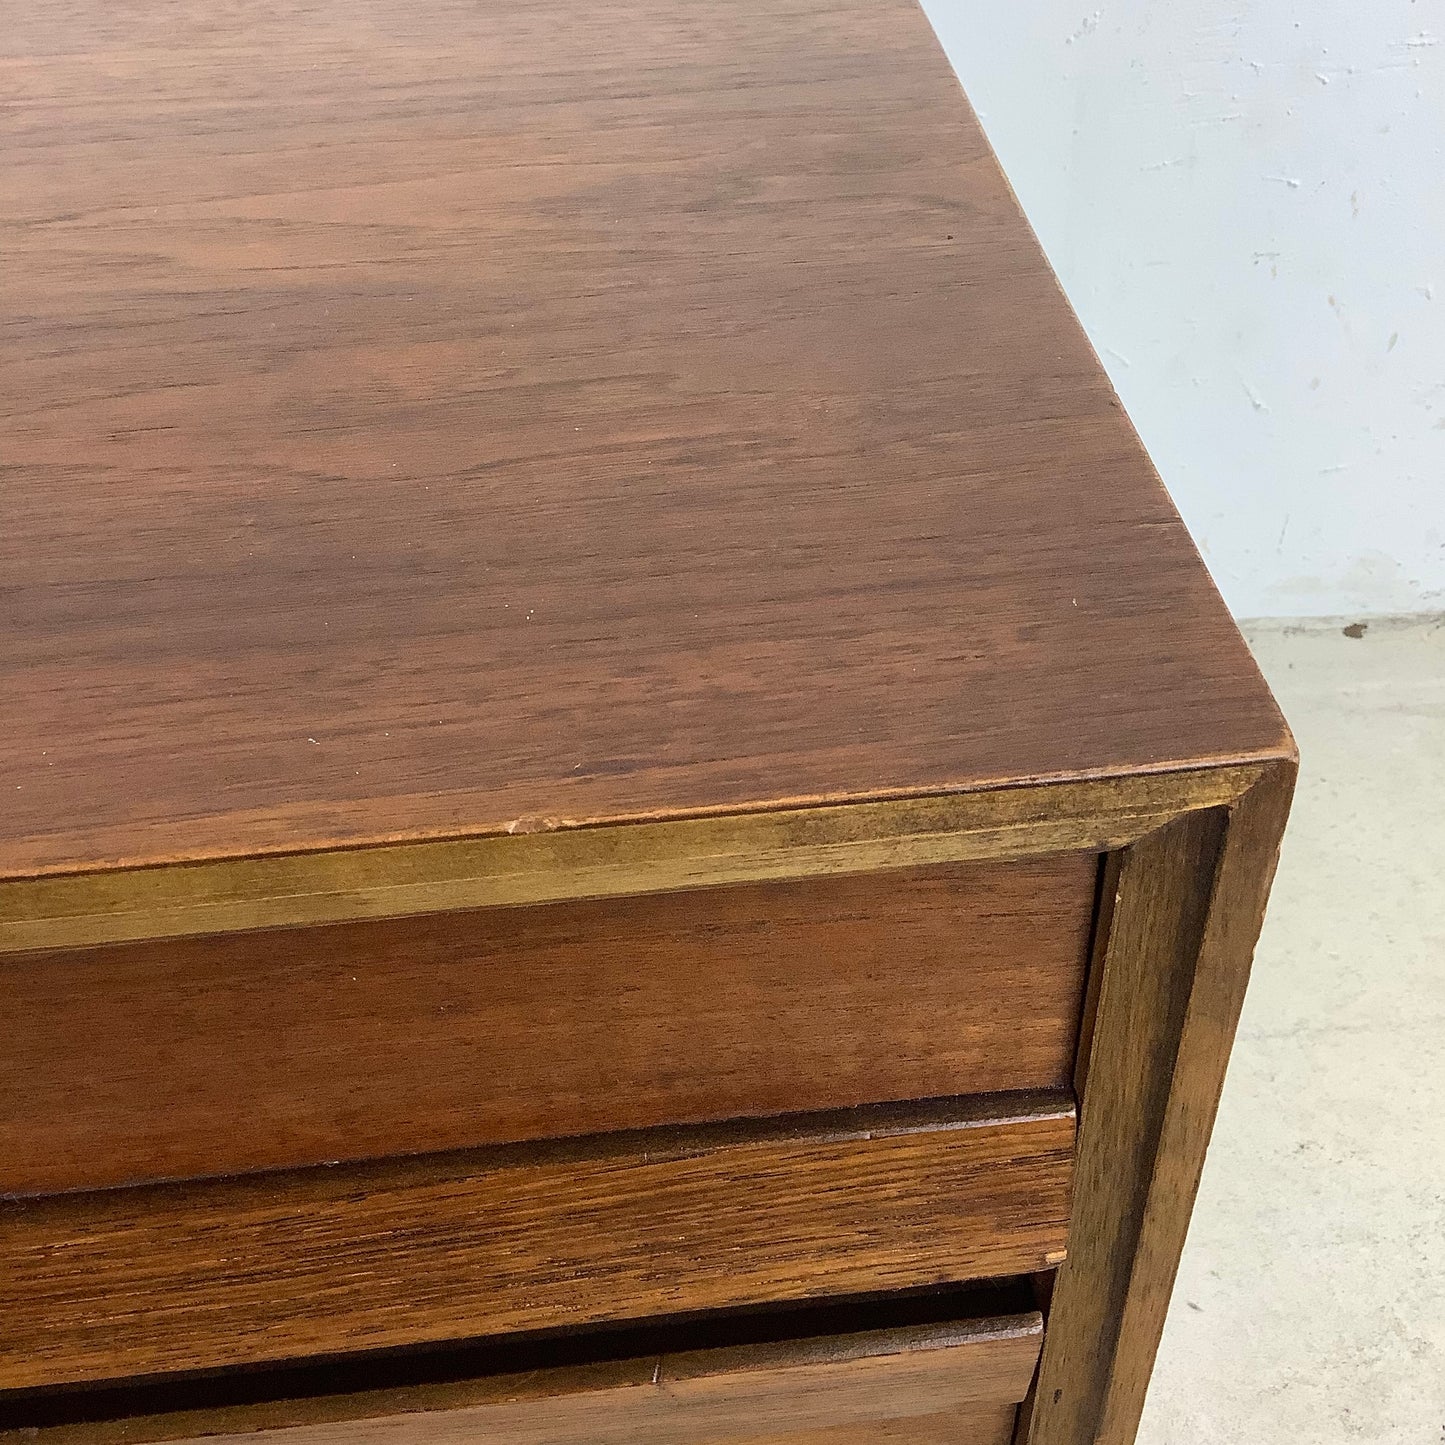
[0,1304,1044,1445]
[0,1093,1073,1390]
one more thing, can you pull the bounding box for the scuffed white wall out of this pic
[920,0,1445,619]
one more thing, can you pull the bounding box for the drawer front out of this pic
[69,1416,1018,1445]
[1,854,1096,1195]
[0,1298,1042,1445]
[0,1094,1072,1389]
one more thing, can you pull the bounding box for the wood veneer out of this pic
[0,0,1298,1440]
[0,1293,1042,1445]
[0,1094,1074,1389]
[2,0,1289,892]
[2,857,1094,1195]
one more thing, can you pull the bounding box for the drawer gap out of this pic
[2,1281,1041,1441]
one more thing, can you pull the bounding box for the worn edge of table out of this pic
[0,753,1296,1445]
[1019,755,1297,1445]
[0,763,1271,954]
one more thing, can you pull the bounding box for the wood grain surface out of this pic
[1,0,1290,886]
[1024,812,1224,1445]
[0,1093,1074,1389]
[0,769,1257,955]
[2,856,1094,1196]
[743,1410,1019,1445]
[0,1308,1040,1445]
[12,1401,1021,1445]
[14,1413,1019,1445]
[1023,760,1296,1445]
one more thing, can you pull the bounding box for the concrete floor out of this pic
[1138,617,1445,1444]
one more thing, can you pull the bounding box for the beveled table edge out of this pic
[0,762,1279,954]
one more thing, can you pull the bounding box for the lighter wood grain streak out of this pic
[0,768,1261,953]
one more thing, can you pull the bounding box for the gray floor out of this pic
[1138,617,1445,1444]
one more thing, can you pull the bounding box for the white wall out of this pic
[920,0,1445,619]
